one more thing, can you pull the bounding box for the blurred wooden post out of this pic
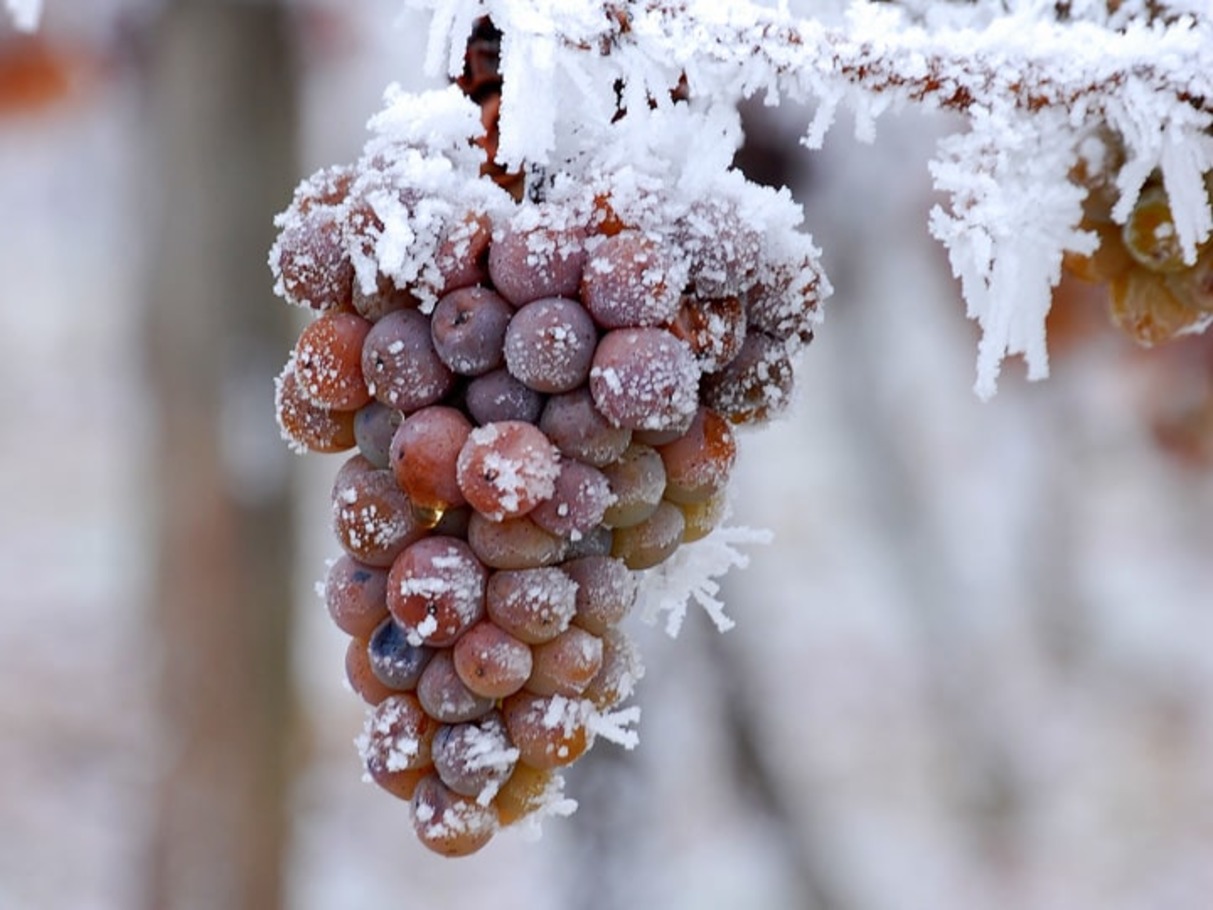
[142,3,299,909]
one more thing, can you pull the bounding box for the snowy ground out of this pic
[3,5,1213,910]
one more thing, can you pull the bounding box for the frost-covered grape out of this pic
[701,331,795,424]
[1124,185,1187,274]
[657,407,736,504]
[390,406,473,513]
[467,513,566,569]
[432,712,518,800]
[465,368,546,425]
[324,555,389,638]
[272,207,354,311]
[502,692,590,770]
[456,421,561,520]
[589,327,700,431]
[600,443,666,529]
[353,273,418,323]
[494,762,556,827]
[387,537,487,647]
[275,359,356,454]
[611,500,686,570]
[331,466,427,567]
[435,211,493,294]
[676,487,729,543]
[410,774,498,857]
[291,163,353,214]
[563,556,637,636]
[361,692,438,774]
[528,460,614,539]
[293,312,373,410]
[368,617,434,691]
[583,627,643,710]
[745,264,819,347]
[417,650,496,724]
[353,400,401,468]
[485,567,578,644]
[452,621,533,699]
[346,636,395,706]
[539,388,632,467]
[503,297,598,393]
[526,626,603,698]
[669,294,747,372]
[362,308,455,412]
[580,230,682,328]
[488,207,587,306]
[430,286,513,376]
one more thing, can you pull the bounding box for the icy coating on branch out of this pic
[410,0,1213,396]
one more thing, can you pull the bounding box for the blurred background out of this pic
[3,2,1213,909]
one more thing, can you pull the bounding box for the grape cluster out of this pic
[269,117,824,855]
[1064,164,1213,345]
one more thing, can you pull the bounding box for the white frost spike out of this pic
[638,523,774,637]
[586,704,641,750]
[929,109,1095,399]
[5,0,41,31]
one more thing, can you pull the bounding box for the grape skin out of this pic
[611,500,686,570]
[324,555,389,639]
[465,368,546,426]
[485,567,578,644]
[600,443,666,529]
[431,711,518,800]
[528,459,614,540]
[275,359,356,454]
[368,617,434,691]
[452,620,534,699]
[563,556,637,636]
[488,209,587,306]
[353,401,402,469]
[293,312,373,411]
[467,513,567,569]
[430,287,513,376]
[331,467,427,568]
[417,651,496,724]
[503,297,598,394]
[526,626,604,698]
[502,692,590,770]
[361,309,456,412]
[656,407,737,504]
[539,388,631,468]
[411,774,499,857]
[580,230,681,328]
[455,421,561,521]
[390,406,472,513]
[589,327,700,432]
[387,537,488,647]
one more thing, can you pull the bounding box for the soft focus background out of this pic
[4,3,1213,909]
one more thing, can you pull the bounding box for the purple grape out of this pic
[430,287,513,376]
[528,460,614,539]
[538,388,631,467]
[361,308,455,412]
[488,207,587,306]
[563,555,638,636]
[580,230,682,328]
[589,327,700,432]
[368,617,434,690]
[503,297,598,394]
[354,401,402,469]
[417,650,496,724]
[700,331,795,424]
[432,712,518,800]
[464,368,546,425]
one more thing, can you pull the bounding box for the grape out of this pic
[580,230,682,328]
[700,331,795,424]
[346,636,395,706]
[563,556,637,635]
[455,421,561,520]
[368,617,434,690]
[1109,268,1202,346]
[676,487,729,543]
[432,505,472,539]
[583,627,643,710]
[502,692,590,770]
[589,327,700,431]
[353,273,418,323]
[271,207,354,311]
[435,211,493,294]
[657,407,737,504]
[353,401,401,468]
[324,555,389,638]
[417,650,496,723]
[600,443,666,528]
[503,297,598,393]
[430,286,512,376]
[539,388,632,467]
[668,294,747,372]
[528,460,614,539]
[411,774,499,857]
[611,500,686,570]
[494,762,557,827]
[488,206,587,306]
[387,537,487,647]
[526,626,604,697]
[362,308,456,412]
[331,466,427,567]
[293,312,373,410]
[452,620,533,699]
[275,359,356,454]
[291,164,353,215]
[1124,185,1187,273]
[563,524,614,559]
[361,692,438,774]
[390,406,473,513]
[745,263,819,347]
[431,712,519,799]
[485,567,578,644]
[465,368,546,425]
[467,513,566,569]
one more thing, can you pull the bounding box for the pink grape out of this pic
[485,567,578,644]
[538,388,631,467]
[503,297,598,393]
[488,206,587,305]
[390,405,473,513]
[580,230,682,328]
[386,537,487,647]
[362,308,455,412]
[467,513,566,569]
[417,650,496,724]
[456,421,561,521]
[528,460,614,539]
[324,555,389,638]
[589,327,700,431]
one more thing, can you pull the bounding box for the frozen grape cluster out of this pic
[269,88,825,856]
